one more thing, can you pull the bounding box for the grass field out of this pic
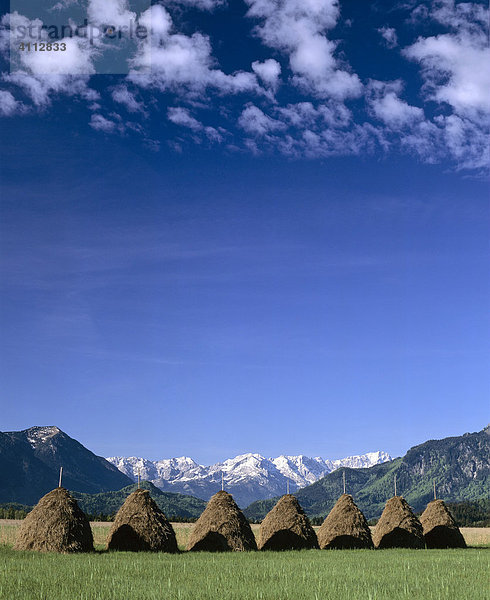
[2,521,489,551]
[1,522,488,600]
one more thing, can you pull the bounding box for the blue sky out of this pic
[1,1,489,464]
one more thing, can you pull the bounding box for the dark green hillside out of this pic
[244,426,490,521]
[72,481,207,520]
[445,499,490,527]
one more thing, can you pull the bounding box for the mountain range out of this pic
[1,425,488,521]
[244,425,490,521]
[106,451,392,507]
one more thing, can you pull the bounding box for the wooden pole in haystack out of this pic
[343,470,346,495]
[433,481,436,500]
[394,474,397,497]
[221,471,224,491]
[58,466,63,488]
[287,479,290,495]
[137,468,140,489]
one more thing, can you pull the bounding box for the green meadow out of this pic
[1,545,488,600]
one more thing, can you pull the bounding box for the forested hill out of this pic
[72,481,207,520]
[244,425,490,521]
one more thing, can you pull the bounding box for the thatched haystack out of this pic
[14,487,93,553]
[420,499,466,548]
[317,494,373,549]
[258,494,318,550]
[107,489,177,552]
[187,491,257,552]
[372,496,424,549]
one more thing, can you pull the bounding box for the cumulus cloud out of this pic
[367,80,424,128]
[378,26,398,48]
[245,0,362,100]
[111,85,145,113]
[0,0,487,174]
[430,0,488,32]
[0,90,25,116]
[89,113,118,132]
[400,0,489,172]
[276,100,352,129]
[87,0,136,29]
[235,100,380,159]
[138,3,172,38]
[167,106,225,144]
[404,30,490,116]
[251,59,281,92]
[1,12,98,109]
[163,0,226,9]
[238,104,286,136]
[168,106,203,130]
[129,4,260,97]
[20,37,96,76]
[4,70,98,107]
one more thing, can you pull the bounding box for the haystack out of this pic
[372,496,424,549]
[187,491,257,552]
[258,494,318,550]
[14,487,93,553]
[420,499,466,548]
[107,489,177,552]
[317,494,373,549]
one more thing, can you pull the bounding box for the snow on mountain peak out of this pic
[26,426,61,447]
[106,449,392,506]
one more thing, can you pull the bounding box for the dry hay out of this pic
[187,491,257,552]
[258,494,318,551]
[420,499,466,548]
[14,487,93,553]
[107,489,178,552]
[372,496,424,549]
[317,494,373,550]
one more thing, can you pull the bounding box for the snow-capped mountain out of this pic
[107,450,392,507]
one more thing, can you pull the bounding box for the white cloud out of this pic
[168,107,203,130]
[4,70,98,107]
[87,0,136,29]
[236,100,380,159]
[251,59,281,91]
[129,5,260,97]
[238,104,286,136]
[167,107,225,144]
[367,80,424,128]
[138,3,172,39]
[89,113,117,132]
[163,0,226,9]
[378,26,398,49]
[50,0,78,10]
[435,114,489,171]
[404,31,490,116]
[245,0,362,100]
[19,37,96,76]
[0,90,25,116]
[1,12,98,109]
[399,1,490,173]
[276,101,352,129]
[111,85,144,112]
[430,0,488,32]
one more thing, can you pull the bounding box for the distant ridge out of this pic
[72,481,207,520]
[244,426,490,521]
[106,451,392,507]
